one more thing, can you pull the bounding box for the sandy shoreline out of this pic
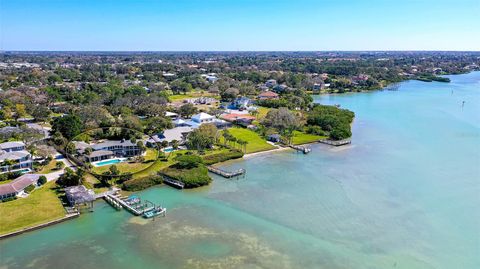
[243,146,292,158]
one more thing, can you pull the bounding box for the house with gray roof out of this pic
[0,141,26,152]
[148,126,193,145]
[75,139,144,163]
[64,185,95,206]
[85,150,115,162]
[0,141,32,174]
[92,139,142,157]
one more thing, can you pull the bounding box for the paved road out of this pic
[43,153,77,182]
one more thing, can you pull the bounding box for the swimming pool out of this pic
[95,159,123,167]
[17,168,31,174]
[163,147,175,153]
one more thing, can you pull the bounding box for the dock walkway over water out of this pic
[290,145,311,154]
[208,166,246,178]
[318,139,351,146]
[105,193,166,218]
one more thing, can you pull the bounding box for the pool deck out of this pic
[91,158,126,167]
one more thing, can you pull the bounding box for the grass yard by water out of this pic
[291,131,326,145]
[0,181,65,235]
[220,127,276,154]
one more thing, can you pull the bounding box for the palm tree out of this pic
[84,147,93,156]
[237,139,248,153]
[283,129,294,146]
[243,140,249,153]
[160,141,169,149]
[236,139,243,152]
[230,136,237,149]
[27,144,37,159]
[2,159,16,172]
[222,130,230,147]
[171,140,179,150]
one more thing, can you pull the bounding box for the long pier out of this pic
[208,166,246,178]
[290,145,311,154]
[318,139,351,146]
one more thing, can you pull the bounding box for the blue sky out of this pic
[1,0,479,51]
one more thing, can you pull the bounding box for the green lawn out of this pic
[131,148,240,180]
[131,150,186,179]
[220,128,276,154]
[38,159,58,174]
[291,131,327,145]
[256,107,270,119]
[91,149,159,175]
[0,181,65,235]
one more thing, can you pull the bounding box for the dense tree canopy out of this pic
[51,114,84,139]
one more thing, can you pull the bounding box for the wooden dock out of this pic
[318,139,351,146]
[290,145,311,154]
[162,176,185,189]
[208,166,246,178]
[105,194,165,217]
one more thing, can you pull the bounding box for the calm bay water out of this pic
[1,72,479,269]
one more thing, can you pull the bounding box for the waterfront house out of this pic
[258,91,279,100]
[73,141,90,154]
[92,139,143,157]
[75,139,144,163]
[0,141,26,152]
[0,174,40,200]
[85,150,115,162]
[0,141,33,174]
[148,126,193,145]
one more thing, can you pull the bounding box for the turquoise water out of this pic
[1,72,479,269]
[95,159,122,166]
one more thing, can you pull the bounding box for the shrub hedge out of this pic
[121,175,163,191]
[202,149,244,165]
[160,165,211,188]
[24,184,36,193]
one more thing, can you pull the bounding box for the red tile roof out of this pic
[221,113,256,122]
[258,91,279,98]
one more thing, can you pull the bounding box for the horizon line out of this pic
[2,50,480,53]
